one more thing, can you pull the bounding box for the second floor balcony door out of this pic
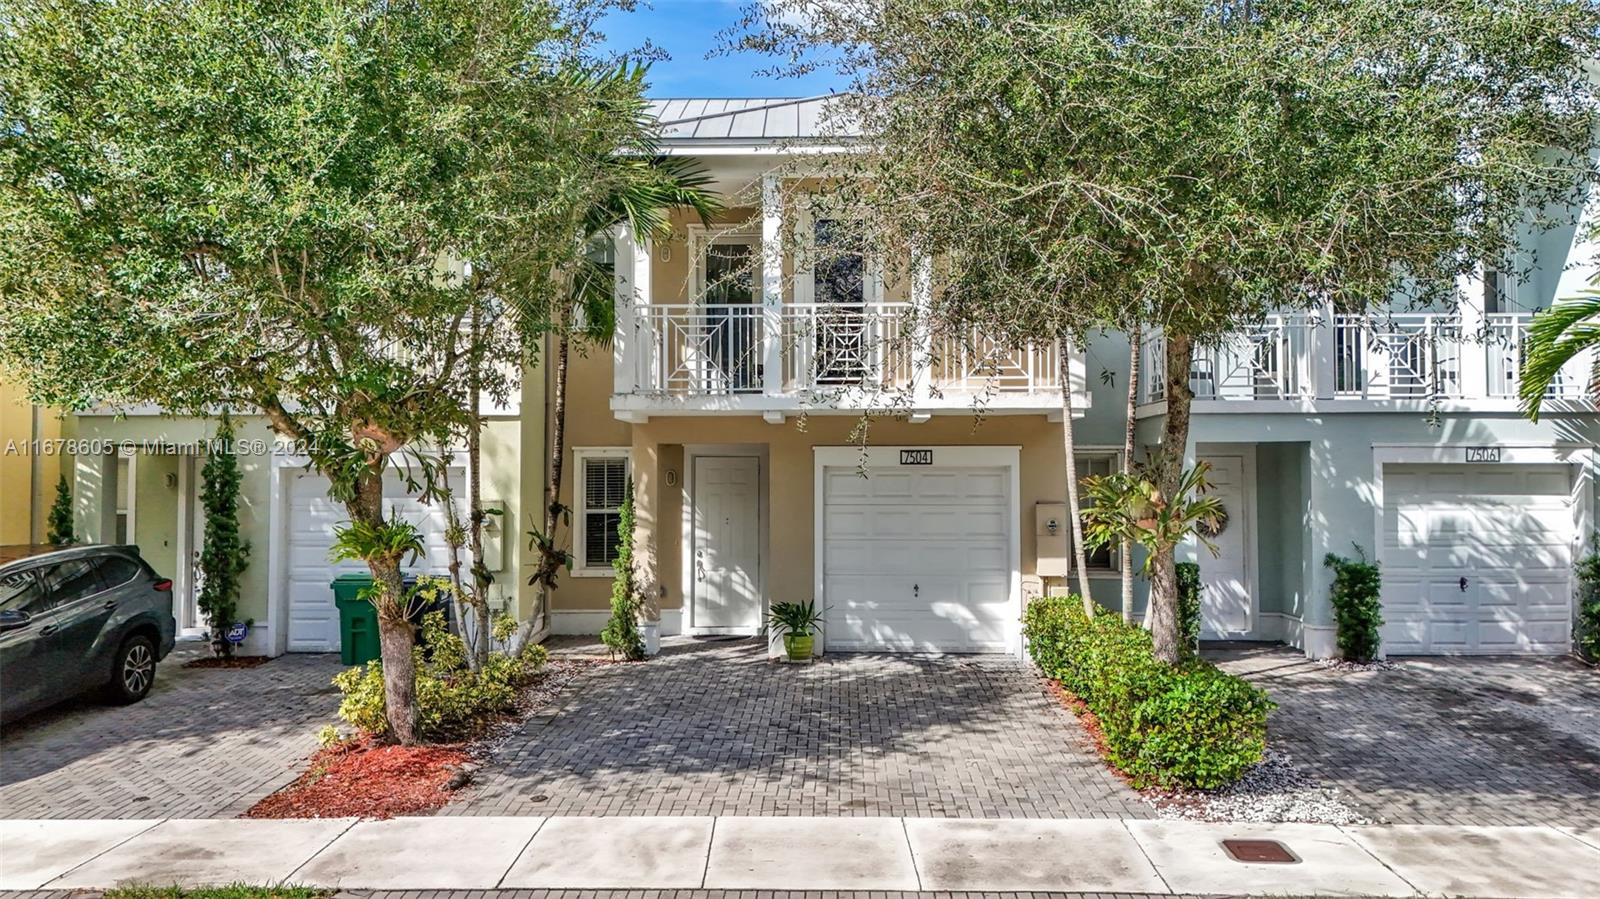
[812,218,870,385]
[700,237,761,393]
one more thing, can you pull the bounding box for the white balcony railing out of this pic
[1486,312,1594,399]
[1139,310,1596,407]
[629,302,1062,400]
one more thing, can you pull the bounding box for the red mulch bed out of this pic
[184,655,273,669]
[1043,678,1136,786]
[245,738,470,819]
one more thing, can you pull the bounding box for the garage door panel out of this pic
[823,464,1013,653]
[1381,463,1573,656]
[285,468,461,653]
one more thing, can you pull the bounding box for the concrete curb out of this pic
[3,816,1598,898]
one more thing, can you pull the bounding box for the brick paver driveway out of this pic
[0,646,342,819]
[449,636,1150,819]
[1213,645,1600,827]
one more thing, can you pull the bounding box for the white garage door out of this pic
[822,465,1015,653]
[1381,463,1574,655]
[285,467,462,653]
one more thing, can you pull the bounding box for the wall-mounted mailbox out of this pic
[481,499,507,573]
[1035,502,1069,577]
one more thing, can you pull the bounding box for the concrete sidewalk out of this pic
[3,816,1598,899]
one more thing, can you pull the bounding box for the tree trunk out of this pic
[1149,331,1195,665]
[1122,324,1140,624]
[532,326,571,628]
[467,386,491,669]
[1058,336,1093,612]
[349,471,419,745]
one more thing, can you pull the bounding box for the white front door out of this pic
[1381,463,1573,654]
[822,465,1013,652]
[691,455,762,631]
[1198,454,1251,637]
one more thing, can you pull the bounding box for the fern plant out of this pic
[198,416,251,656]
[46,475,74,545]
[600,478,645,660]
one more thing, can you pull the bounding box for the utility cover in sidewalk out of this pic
[1220,839,1299,864]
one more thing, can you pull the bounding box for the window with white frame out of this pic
[1075,452,1121,571]
[574,448,631,575]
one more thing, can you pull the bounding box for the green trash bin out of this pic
[332,573,381,666]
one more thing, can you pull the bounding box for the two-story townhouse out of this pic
[551,96,1600,660]
[53,96,1599,661]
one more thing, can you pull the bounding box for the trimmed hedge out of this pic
[1024,596,1273,789]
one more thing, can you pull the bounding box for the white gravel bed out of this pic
[1148,747,1372,824]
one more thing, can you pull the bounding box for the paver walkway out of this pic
[0,647,342,819]
[1212,646,1600,827]
[450,637,1148,818]
[5,815,1600,897]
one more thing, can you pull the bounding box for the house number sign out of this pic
[1465,447,1502,463]
[900,449,934,465]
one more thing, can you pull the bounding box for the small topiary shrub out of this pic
[600,478,645,660]
[46,475,75,545]
[1175,561,1202,658]
[198,416,251,657]
[1023,595,1272,790]
[1324,548,1383,662]
[1575,536,1600,662]
[333,610,549,742]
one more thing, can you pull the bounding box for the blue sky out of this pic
[596,1,846,98]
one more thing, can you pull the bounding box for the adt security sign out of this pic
[225,622,249,645]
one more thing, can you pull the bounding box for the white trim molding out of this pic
[571,447,633,579]
[812,444,1025,658]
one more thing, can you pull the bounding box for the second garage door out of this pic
[285,466,462,653]
[1381,463,1575,655]
[821,465,1014,653]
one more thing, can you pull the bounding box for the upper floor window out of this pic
[574,448,631,577]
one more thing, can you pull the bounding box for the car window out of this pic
[0,569,51,615]
[39,558,105,605]
[96,555,143,589]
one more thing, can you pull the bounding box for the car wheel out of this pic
[106,635,157,704]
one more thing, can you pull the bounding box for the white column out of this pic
[613,225,651,395]
[909,251,933,409]
[1309,298,1337,399]
[75,451,118,543]
[761,174,785,398]
[1457,264,1489,399]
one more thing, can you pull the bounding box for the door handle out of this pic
[913,584,919,598]
[39,624,59,636]
[103,600,117,610]
[1459,576,1469,592]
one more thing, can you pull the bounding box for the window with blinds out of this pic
[1075,453,1120,570]
[580,454,630,570]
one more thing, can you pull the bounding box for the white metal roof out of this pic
[647,96,858,143]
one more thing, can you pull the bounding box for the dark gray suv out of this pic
[0,545,177,724]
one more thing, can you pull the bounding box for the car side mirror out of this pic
[0,610,31,632]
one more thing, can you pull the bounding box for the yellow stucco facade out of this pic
[0,381,62,546]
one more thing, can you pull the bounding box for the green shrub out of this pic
[600,479,645,660]
[198,416,251,657]
[1175,561,1202,658]
[1324,549,1383,662]
[1023,595,1272,790]
[46,474,74,545]
[1575,536,1600,661]
[333,611,549,742]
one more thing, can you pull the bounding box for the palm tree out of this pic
[523,90,722,631]
[1519,289,1600,421]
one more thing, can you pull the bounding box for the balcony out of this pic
[613,301,1075,419]
[1138,310,1596,410]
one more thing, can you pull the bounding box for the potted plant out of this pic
[768,600,823,662]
